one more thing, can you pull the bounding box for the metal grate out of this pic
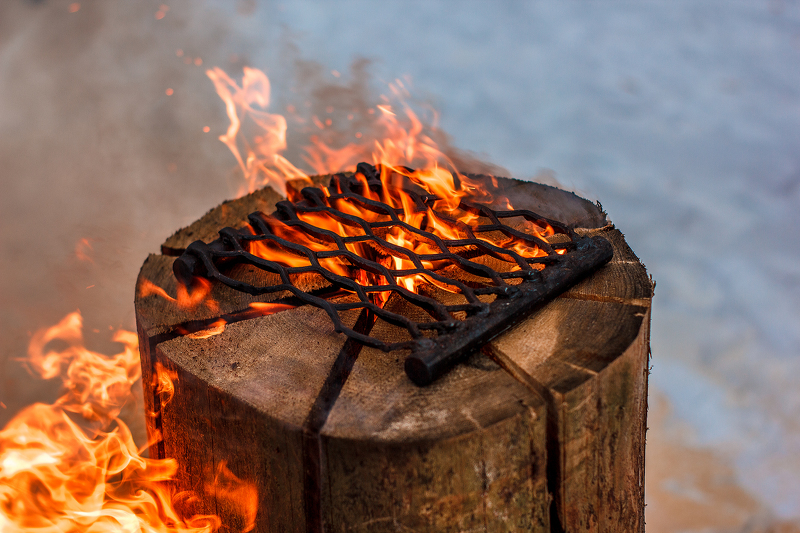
[173,163,613,385]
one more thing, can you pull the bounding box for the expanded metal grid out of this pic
[174,163,612,385]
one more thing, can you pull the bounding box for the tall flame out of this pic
[0,311,256,532]
[3,67,557,532]
[201,67,556,296]
[207,68,464,196]
[207,67,309,196]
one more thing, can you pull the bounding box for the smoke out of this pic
[275,52,509,177]
[0,1,796,531]
[0,0,508,450]
[0,0,237,435]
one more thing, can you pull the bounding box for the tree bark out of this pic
[135,175,651,532]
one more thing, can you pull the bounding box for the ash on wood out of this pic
[135,175,652,533]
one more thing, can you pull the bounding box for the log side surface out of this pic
[135,174,651,533]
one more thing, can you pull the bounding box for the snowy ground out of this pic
[1,1,798,531]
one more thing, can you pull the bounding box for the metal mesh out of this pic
[174,163,613,384]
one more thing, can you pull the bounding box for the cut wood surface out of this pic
[135,174,651,532]
[161,186,283,255]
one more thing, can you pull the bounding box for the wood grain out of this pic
[487,225,652,532]
[135,174,650,532]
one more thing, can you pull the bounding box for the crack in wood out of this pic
[136,177,649,531]
[559,291,651,307]
[482,345,565,533]
[301,308,376,533]
[143,331,182,462]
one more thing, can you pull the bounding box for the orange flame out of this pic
[153,362,178,409]
[0,311,256,532]
[247,302,296,314]
[138,279,220,314]
[207,67,309,196]
[205,463,257,533]
[205,66,560,295]
[207,68,466,196]
[180,301,299,339]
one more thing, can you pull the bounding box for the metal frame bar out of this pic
[173,163,613,385]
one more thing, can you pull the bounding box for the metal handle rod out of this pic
[404,235,614,386]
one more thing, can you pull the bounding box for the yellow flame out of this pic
[0,311,257,532]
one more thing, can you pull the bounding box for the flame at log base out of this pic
[0,311,257,533]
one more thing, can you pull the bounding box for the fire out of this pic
[5,65,566,533]
[0,312,256,532]
[247,302,295,314]
[164,302,299,340]
[153,362,178,410]
[207,68,473,198]
[206,67,309,196]
[185,319,227,340]
[241,162,554,295]
[193,67,561,298]
[140,66,563,316]
[138,279,219,314]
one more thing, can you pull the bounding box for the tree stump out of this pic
[134,175,651,532]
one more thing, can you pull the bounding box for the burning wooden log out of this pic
[135,170,651,532]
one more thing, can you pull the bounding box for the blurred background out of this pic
[0,1,798,531]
